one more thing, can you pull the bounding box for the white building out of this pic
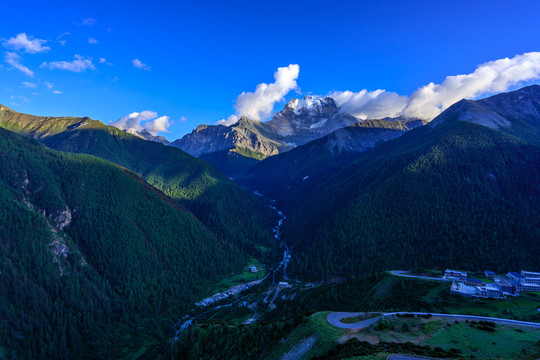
[521,270,540,279]
[475,284,503,299]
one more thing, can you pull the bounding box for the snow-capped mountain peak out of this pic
[284,95,336,115]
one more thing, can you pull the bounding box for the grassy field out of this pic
[262,311,540,359]
[390,275,540,321]
[336,315,540,359]
[341,313,382,324]
[206,256,267,294]
[256,244,271,254]
[434,288,540,320]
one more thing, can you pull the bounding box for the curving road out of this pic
[328,311,540,329]
[390,270,449,282]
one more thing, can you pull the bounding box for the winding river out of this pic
[174,195,289,339]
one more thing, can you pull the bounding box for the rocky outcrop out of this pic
[323,119,425,155]
[125,128,170,145]
[53,208,72,230]
[172,117,287,157]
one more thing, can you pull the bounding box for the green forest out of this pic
[0,128,256,359]
[282,121,540,280]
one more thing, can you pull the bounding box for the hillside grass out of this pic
[345,316,540,359]
[268,312,345,359]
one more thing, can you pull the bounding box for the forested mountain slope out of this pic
[240,119,424,199]
[0,128,246,359]
[279,86,540,280]
[0,106,278,259]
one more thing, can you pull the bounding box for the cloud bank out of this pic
[218,64,300,125]
[331,52,540,121]
[110,111,171,136]
[330,89,408,120]
[216,53,540,126]
[3,33,50,54]
[41,55,95,72]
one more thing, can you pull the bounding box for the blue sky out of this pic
[2,0,540,140]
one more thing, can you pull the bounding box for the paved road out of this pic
[387,356,438,360]
[328,311,540,329]
[390,270,449,282]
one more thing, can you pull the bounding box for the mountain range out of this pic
[258,85,540,279]
[171,96,360,176]
[2,84,540,359]
[0,104,278,259]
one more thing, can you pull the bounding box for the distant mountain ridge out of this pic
[171,95,359,159]
[124,128,171,145]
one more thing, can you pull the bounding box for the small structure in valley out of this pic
[444,269,467,281]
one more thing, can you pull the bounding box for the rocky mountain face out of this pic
[125,128,170,145]
[171,96,359,159]
[266,95,359,146]
[172,118,286,157]
[429,84,540,144]
[317,118,425,155]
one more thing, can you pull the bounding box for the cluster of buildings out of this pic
[446,269,540,299]
[196,278,264,307]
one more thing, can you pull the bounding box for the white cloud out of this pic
[22,81,36,88]
[217,114,240,126]
[235,64,300,121]
[88,38,98,44]
[330,52,540,121]
[132,58,150,70]
[53,90,62,94]
[180,116,187,122]
[217,64,300,125]
[330,89,408,120]
[41,55,96,72]
[10,95,30,105]
[3,33,50,54]
[145,115,170,135]
[402,52,540,119]
[99,58,106,63]
[56,32,70,45]
[44,82,54,89]
[81,18,97,26]
[109,111,171,135]
[4,52,34,77]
